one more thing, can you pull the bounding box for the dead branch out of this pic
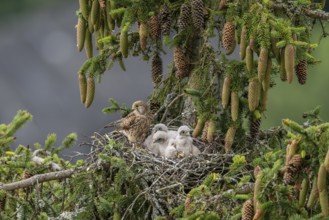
[272,2,329,21]
[0,168,84,191]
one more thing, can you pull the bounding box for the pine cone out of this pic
[149,100,160,115]
[289,154,302,168]
[285,44,295,84]
[98,0,106,8]
[242,199,254,220]
[240,25,247,60]
[0,196,6,211]
[77,15,86,52]
[149,15,160,40]
[222,21,236,55]
[191,0,204,30]
[248,78,260,112]
[257,48,269,82]
[79,73,87,104]
[139,22,148,51]
[178,3,191,33]
[22,170,33,179]
[151,53,163,87]
[219,0,228,10]
[283,167,295,185]
[249,114,261,140]
[85,76,95,108]
[221,75,231,109]
[79,0,89,20]
[174,46,189,79]
[295,59,307,85]
[224,126,236,153]
[201,120,209,142]
[246,46,254,73]
[231,91,239,122]
[85,29,93,59]
[159,5,171,36]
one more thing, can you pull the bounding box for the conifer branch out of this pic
[0,168,85,191]
[272,3,329,21]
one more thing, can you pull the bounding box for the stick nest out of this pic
[82,128,237,218]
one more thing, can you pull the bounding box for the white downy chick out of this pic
[151,130,169,156]
[144,123,169,151]
[176,125,193,156]
[164,139,178,159]
[192,145,201,156]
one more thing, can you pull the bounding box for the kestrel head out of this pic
[177,125,191,138]
[132,100,149,115]
[152,131,168,144]
[152,123,168,134]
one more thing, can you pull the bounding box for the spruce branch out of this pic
[0,167,86,191]
[272,2,329,21]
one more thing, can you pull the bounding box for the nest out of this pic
[82,128,237,218]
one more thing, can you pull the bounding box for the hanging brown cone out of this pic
[193,117,206,138]
[84,29,93,59]
[295,59,307,85]
[159,5,171,36]
[0,196,5,211]
[289,154,302,168]
[98,0,106,8]
[174,46,189,79]
[105,1,115,31]
[260,88,268,112]
[222,22,236,55]
[191,0,204,31]
[79,73,87,104]
[249,114,261,140]
[231,91,239,122]
[262,58,272,91]
[219,0,228,10]
[221,76,231,109]
[242,199,254,220]
[307,176,318,209]
[77,15,86,52]
[318,164,329,217]
[280,49,287,81]
[149,15,160,40]
[79,0,89,20]
[224,126,236,153]
[185,196,193,215]
[248,78,260,112]
[85,76,95,108]
[206,119,216,143]
[299,177,309,207]
[240,26,247,60]
[246,46,254,73]
[91,0,100,27]
[271,35,280,63]
[249,37,257,53]
[139,22,148,51]
[151,53,163,87]
[88,12,94,33]
[257,48,268,82]
[201,120,209,142]
[285,44,295,84]
[22,170,33,179]
[120,29,128,58]
[178,3,191,33]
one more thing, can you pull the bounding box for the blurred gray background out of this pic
[1,1,329,155]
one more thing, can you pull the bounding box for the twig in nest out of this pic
[160,93,185,123]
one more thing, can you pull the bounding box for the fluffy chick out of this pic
[151,130,169,156]
[176,125,193,156]
[164,139,178,159]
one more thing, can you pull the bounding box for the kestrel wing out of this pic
[119,112,138,130]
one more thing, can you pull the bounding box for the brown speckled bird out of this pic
[106,100,153,143]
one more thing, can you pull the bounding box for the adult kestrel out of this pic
[108,100,153,143]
